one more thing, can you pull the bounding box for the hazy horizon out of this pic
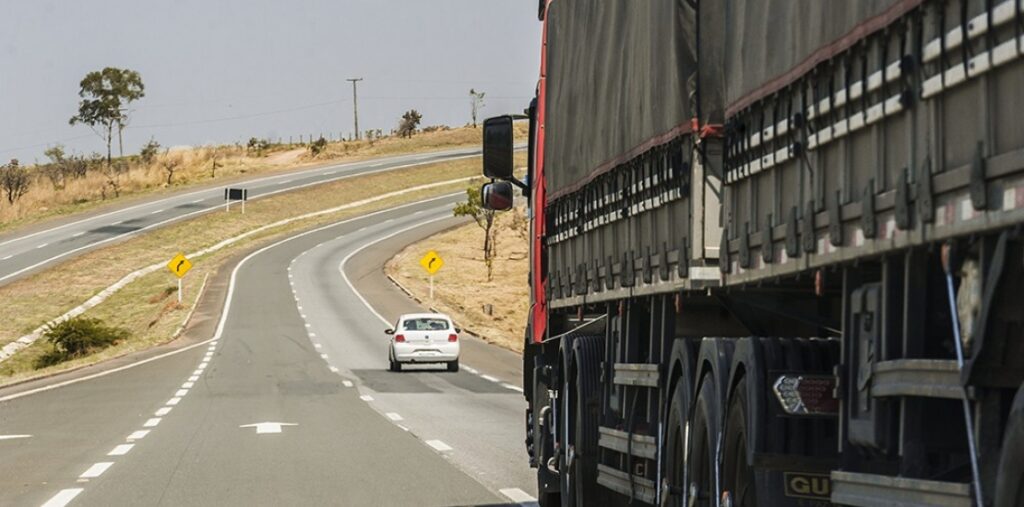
[0,1,541,164]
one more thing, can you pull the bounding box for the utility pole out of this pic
[347,78,363,140]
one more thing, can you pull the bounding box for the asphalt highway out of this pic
[0,147,482,286]
[0,194,533,506]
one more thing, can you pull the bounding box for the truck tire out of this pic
[722,377,755,507]
[995,382,1024,507]
[688,375,720,507]
[562,335,602,507]
[664,381,689,507]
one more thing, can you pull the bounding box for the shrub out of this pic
[35,317,129,368]
[140,138,161,163]
[309,136,328,156]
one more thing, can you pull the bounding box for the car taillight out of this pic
[448,334,458,342]
[395,334,406,343]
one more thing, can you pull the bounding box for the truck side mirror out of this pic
[482,181,514,211]
[483,115,515,180]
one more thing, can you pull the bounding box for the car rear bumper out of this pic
[393,342,460,363]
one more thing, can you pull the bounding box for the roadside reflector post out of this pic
[430,274,434,301]
[178,277,183,304]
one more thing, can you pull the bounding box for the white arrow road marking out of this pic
[41,488,83,507]
[239,422,298,434]
[0,434,31,440]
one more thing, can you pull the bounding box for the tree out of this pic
[42,145,68,190]
[161,153,182,185]
[469,88,486,127]
[140,138,161,164]
[0,159,30,205]
[397,109,423,138]
[69,67,145,166]
[453,184,499,281]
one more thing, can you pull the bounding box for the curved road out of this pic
[0,194,533,506]
[0,147,482,286]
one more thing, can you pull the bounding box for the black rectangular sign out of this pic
[224,188,248,201]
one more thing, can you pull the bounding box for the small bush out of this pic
[35,317,129,368]
[309,136,328,156]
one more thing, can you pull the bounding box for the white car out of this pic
[386,313,461,372]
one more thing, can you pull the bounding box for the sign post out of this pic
[224,188,249,214]
[418,250,444,301]
[166,252,193,304]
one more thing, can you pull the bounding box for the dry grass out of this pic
[0,158,483,383]
[0,124,527,235]
[386,199,530,353]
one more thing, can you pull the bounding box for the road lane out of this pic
[289,204,534,499]
[0,147,482,286]
[0,194,532,506]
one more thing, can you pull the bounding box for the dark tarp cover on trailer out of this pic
[712,0,914,115]
[543,0,696,200]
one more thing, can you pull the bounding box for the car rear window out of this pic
[402,318,450,331]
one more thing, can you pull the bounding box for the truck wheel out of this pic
[563,335,602,507]
[721,377,755,507]
[687,375,720,507]
[664,380,689,507]
[995,382,1024,507]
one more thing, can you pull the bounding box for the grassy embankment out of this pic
[386,200,530,353]
[0,156,490,385]
[0,124,527,235]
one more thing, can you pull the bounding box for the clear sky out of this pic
[0,1,541,163]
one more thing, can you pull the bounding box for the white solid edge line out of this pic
[360,395,374,401]
[0,193,460,402]
[79,462,113,479]
[503,384,525,393]
[425,439,453,452]
[499,488,539,505]
[481,374,500,383]
[40,488,84,507]
[338,215,454,326]
[0,146,480,250]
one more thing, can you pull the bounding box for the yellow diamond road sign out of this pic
[419,250,444,275]
[167,253,193,278]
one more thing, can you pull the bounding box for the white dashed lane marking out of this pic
[360,395,374,401]
[143,418,161,428]
[500,488,538,505]
[426,440,452,452]
[108,444,133,456]
[36,243,49,249]
[329,366,340,373]
[40,488,83,507]
[386,412,403,421]
[166,397,181,406]
[1,255,12,260]
[155,407,172,416]
[79,462,113,479]
[342,380,353,387]
[71,231,86,238]
[126,430,149,441]
[175,389,189,397]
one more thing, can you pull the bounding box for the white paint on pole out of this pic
[239,422,297,434]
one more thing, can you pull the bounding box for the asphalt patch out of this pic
[352,369,512,394]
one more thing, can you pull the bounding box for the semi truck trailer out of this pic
[479,1,1024,506]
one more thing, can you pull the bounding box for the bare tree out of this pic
[469,89,486,127]
[42,145,68,190]
[0,159,30,205]
[161,154,182,185]
[100,160,128,198]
